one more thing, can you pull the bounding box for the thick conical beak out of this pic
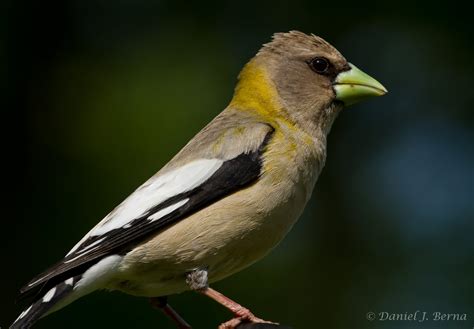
[333,63,387,106]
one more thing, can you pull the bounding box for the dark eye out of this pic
[309,57,330,74]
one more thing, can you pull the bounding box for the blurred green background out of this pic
[2,0,473,328]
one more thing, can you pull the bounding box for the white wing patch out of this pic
[63,200,189,264]
[16,305,33,321]
[66,159,223,256]
[148,199,189,222]
[42,287,56,302]
[89,159,222,236]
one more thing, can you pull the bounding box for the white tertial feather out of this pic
[78,238,106,253]
[64,238,106,263]
[42,287,56,303]
[66,159,223,256]
[16,305,32,320]
[148,199,189,222]
[65,278,74,286]
[28,276,44,287]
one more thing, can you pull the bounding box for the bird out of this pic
[11,30,387,329]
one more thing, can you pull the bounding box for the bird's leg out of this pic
[149,296,192,329]
[186,269,276,329]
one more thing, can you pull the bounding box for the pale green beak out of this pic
[333,63,387,106]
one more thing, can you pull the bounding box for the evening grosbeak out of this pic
[11,31,386,329]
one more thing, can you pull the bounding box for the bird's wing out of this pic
[20,116,274,300]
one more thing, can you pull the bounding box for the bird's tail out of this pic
[10,276,80,329]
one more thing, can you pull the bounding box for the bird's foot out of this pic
[218,307,276,329]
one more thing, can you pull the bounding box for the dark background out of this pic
[2,1,473,328]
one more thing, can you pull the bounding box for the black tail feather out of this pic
[11,276,78,329]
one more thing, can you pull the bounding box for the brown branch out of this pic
[236,323,293,329]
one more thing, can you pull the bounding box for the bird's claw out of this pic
[218,308,277,329]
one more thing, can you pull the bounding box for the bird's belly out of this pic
[114,162,314,297]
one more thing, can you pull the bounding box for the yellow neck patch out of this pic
[230,60,288,121]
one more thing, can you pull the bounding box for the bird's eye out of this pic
[309,57,330,74]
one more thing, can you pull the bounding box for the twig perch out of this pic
[236,323,293,329]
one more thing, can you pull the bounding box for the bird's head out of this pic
[231,31,387,134]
